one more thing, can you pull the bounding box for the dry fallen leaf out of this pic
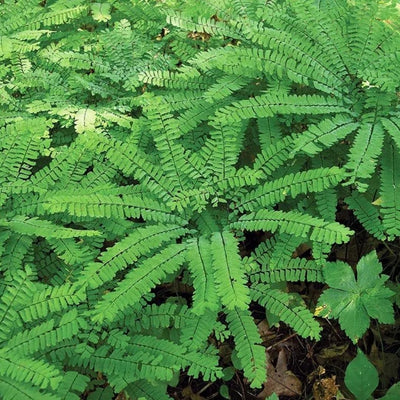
[257,349,302,399]
[307,365,326,384]
[313,376,339,400]
[182,386,207,400]
[369,342,400,388]
[257,320,277,342]
[316,343,349,361]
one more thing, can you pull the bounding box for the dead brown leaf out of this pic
[187,31,211,41]
[257,320,277,343]
[257,349,302,399]
[307,365,326,384]
[316,343,349,362]
[313,376,339,400]
[182,386,207,400]
[369,342,400,388]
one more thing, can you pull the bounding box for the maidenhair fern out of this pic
[0,0,399,399]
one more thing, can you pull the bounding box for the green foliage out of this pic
[344,349,379,400]
[317,252,395,342]
[0,0,398,399]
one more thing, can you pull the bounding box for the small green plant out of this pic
[316,252,395,342]
[344,350,400,400]
[345,349,379,400]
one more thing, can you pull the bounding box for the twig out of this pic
[266,333,298,351]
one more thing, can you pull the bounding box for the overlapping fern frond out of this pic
[0,0,398,398]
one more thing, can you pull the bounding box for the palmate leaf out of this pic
[317,252,395,342]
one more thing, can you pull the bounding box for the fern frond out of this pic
[344,118,384,190]
[380,140,400,239]
[214,93,350,125]
[202,122,243,180]
[381,117,400,152]
[186,237,219,314]
[125,381,172,400]
[47,237,94,266]
[231,210,353,244]
[235,166,343,212]
[314,187,337,221]
[126,303,190,331]
[0,216,100,239]
[252,135,296,177]
[166,12,242,39]
[92,243,187,323]
[291,116,359,156]
[77,224,186,289]
[42,192,182,223]
[32,6,87,29]
[106,141,177,201]
[251,284,321,340]
[55,372,89,400]
[345,193,386,240]
[268,234,304,269]
[18,284,85,323]
[128,335,222,380]
[0,377,59,400]
[180,309,217,351]
[4,309,81,357]
[226,307,266,388]
[74,108,96,134]
[1,234,32,275]
[0,355,61,390]
[83,347,176,383]
[249,259,324,284]
[0,118,50,183]
[210,231,250,310]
